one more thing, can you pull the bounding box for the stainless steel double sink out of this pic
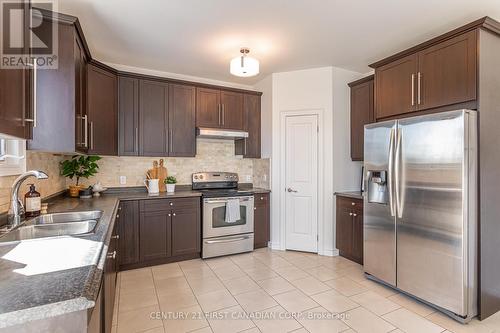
[0,211,103,243]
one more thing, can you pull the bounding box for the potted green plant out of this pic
[164,176,177,193]
[60,155,101,197]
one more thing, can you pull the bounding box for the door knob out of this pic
[287,188,298,193]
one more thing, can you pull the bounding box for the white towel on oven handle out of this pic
[225,199,241,223]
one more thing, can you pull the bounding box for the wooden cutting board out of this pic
[158,159,168,192]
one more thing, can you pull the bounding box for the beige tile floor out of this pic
[112,248,500,333]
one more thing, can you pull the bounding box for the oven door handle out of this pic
[204,236,250,244]
[204,198,251,204]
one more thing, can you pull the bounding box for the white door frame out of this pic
[279,109,324,253]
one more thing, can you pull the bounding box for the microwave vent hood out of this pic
[196,127,249,139]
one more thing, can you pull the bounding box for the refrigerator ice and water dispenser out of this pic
[367,170,388,204]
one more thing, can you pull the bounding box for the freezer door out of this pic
[364,120,397,286]
[396,110,474,316]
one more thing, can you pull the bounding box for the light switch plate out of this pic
[119,176,127,185]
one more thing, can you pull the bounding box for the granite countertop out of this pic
[334,191,364,200]
[0,185,270,328]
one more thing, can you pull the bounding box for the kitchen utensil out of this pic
[158,159,167,192]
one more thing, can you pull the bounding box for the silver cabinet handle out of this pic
[172,213,176,216]
[353,213,357,217]
[116,214,119,218]
[168,213,171,217]
[90,121,94,150]
[244,138,247,156]
[218,104,221,125]
[205,236,250,244]
[287,188,298,193]
[221,104,225,126]
[169,129,173,152]
[260,197,264,200]
[417,72,422,105]
[107,251,116,259]
[411,73,415,106]
[82,115,88,148]
[351,202,355,206]
[25,60,37,127]
[169,202,173,206]
[111,235,119,240]
[254,207,257,210]
[349,212,353,216]
[387,128,396,217]
[135,127,139,152]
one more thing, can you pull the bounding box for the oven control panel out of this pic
[192,172,239,183]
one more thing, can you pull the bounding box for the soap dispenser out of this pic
[25,184,41,217]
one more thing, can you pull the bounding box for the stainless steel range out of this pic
[192,172,254,258]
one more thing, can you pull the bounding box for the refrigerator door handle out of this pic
[395,128,403,218]
[388,128,396,217]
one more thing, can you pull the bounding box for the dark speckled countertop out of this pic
[0,185,269,328]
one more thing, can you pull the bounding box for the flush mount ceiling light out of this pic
[230,47,259,77]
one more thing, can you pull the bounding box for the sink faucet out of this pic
[8,170,49,228]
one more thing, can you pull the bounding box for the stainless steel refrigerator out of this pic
[364,109,478,322]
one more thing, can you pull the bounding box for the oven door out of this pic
[203,196,254,238]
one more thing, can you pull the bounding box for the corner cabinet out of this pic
[348,75,374,161]
[336,195,363,265]
[254,193,270,248]
[86,62,118,155]
[373,29,477,120]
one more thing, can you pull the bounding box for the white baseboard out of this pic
[320,249,339,257]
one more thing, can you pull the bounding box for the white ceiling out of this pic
[57,0,500,85]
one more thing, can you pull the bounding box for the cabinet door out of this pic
[237,94,261,158]
[375,54,418,119]
[417,30,477,111]
[220,90,244,130]
[254,194,270,248]
[87,64,117,155]
[104,222,118,333]
[139,210,171,262]
[118,201,140,266]
[0,68,31,139]
[171,206,200,256]
[336,197,353,257]
[169,84,196,157]
[351,208,364,265]
[139,80,169,156]
[118,76,139,156]
[196,87,220,128]
[350,78,374,161]
[75,37,88,153]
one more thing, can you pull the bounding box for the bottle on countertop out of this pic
[25,184,41,217]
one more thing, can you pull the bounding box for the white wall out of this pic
[255,66,364,255]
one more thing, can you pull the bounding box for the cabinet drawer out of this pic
[254,193,269,207]
[140,197,200,212]
[336,196,363,210]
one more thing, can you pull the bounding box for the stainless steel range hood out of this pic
[196,127,249,140]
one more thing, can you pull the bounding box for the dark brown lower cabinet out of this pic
[117,201,140,268]
[336,196,363,264]
[103,222,118,333]
[118,197,201,270]
[254,193,270,249]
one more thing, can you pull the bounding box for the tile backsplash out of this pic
[0,139,270,214]
[0,152,66,214]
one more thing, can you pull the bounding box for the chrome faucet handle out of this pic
[17,199,25,216]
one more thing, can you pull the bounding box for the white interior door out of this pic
[284,114,318,252]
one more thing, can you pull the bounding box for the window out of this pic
[0,138,26,176]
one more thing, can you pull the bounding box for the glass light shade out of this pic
[230,55,259,77]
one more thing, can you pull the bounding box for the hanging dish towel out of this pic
[225,199,241,223]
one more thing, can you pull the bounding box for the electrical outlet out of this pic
[263,174,267,182]
[245,175,252,182]
[119,176,127,185]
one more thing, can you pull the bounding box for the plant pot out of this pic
[166,184,176,193]
[68,185,83,197]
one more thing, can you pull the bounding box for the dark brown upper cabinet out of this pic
[235,94,261,158]
[417,30,477,111]
[372,28,479,120]
[87,62,118,156]
[169,84,196,157]
[28,9,91,153]
[0,0,32,140]
[348,75,374,161]
[374,54,418,119]
[118,76,139,156]
[196,88,244,130]
[139,80,169,156]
